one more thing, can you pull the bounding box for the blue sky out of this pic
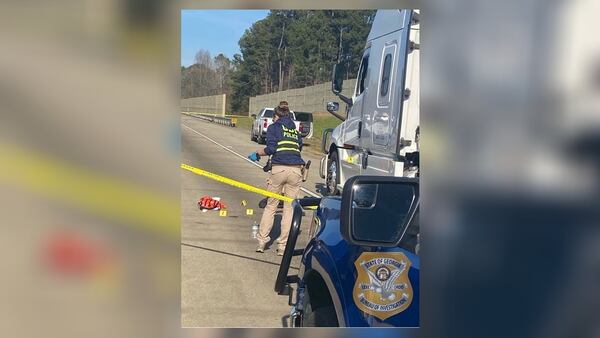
[181,10,270,67]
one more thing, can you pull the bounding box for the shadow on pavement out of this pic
[281,314,290,327]
[315,183,329,196]
[181,242,298,270]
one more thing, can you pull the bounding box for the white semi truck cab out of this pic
[320,9,420,195]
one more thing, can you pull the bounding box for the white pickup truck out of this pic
[250,108,308,144]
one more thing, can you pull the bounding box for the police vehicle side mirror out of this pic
[341,176,419,247]
[331,63,345,94]
[326,101,339,113]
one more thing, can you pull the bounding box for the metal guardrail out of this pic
[182,112,237,127]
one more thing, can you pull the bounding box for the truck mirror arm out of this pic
[337,93,353,107]
[328,93,352,121]
[329,110,347,122]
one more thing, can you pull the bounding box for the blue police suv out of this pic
[275,176,419,327]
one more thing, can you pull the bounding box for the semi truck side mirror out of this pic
[326,101,339,113]
[331,63,346,94]
[330,63,353,114]
[341,176,419,247]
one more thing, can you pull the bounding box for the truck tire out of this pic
[302,293,338,327]
[257,134,265,144]
[326,151,340,195]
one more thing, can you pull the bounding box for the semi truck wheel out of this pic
[326,152,340,195]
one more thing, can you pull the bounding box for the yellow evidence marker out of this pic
[241,200,247,207]
[246,209,254,215]
[219,210,228,217]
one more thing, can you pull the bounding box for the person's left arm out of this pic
[257,124,278,156]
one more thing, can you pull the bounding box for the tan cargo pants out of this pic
[257,165,303,250]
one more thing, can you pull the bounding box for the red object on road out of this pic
[197,196,226,211]
[43,231,111,276]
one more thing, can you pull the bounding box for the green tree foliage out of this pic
[181,10,375,113]
[230,10,375,112]
[181,49,233,99]
[229,53,259,113]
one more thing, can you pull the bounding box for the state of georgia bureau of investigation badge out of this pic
[352,252,413,320]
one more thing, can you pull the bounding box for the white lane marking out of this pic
[182,123,321,198]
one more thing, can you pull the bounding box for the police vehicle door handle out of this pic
[358,121,362,138]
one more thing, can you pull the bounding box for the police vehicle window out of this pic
[352,183,415,243]
[263,109,274,118]
[357,55,369,96]
[380,53,392,97]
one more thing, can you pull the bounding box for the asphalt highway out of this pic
[181,115,326,327]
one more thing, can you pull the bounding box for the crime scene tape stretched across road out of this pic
[0,143,178,237]
[181,164,318,209]
[181,163,293,202]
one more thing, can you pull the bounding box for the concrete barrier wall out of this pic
[181,94,226,116]
[248,79,356,115]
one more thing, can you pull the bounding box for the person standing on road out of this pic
[248,104,304,255]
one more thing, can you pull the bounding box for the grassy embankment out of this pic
[232,112,342,155]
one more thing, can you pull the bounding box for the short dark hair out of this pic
[279,100,289,107]
[274,105,290,118]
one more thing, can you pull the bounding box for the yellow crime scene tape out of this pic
[0,142,315,238]
[0,143,179,237]
[181,163,318,209]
